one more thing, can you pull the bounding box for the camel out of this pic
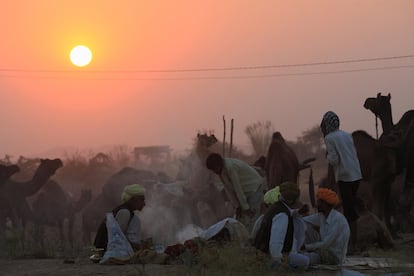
[0,164,20,188]
[31,180,92,248]
[195,133,218,162]
[264,132,300,189]
[0,158,63,233]
[102,167,158,208]
[364,93,414,184]
[354,199,395,251]
[352,130,399,228]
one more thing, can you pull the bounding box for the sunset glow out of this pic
[70,45,92,67]
[0,1,413,157]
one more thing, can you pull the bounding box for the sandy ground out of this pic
[2,230,413,276]
[1,238,414,276]
[1,257,413,276]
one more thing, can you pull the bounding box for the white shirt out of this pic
[116,210,141,244]
[325,129,362,182]
[269,203,306,260]
[303,209,350,263]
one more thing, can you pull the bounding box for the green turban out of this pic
[121,184,145,203]
[279,181,300,204]
[263,186,281,205]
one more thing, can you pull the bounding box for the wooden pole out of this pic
[222,115,226,157]
[229,118,234,157]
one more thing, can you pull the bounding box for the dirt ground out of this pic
[1,236,414,276]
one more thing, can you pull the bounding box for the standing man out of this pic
[320,111,362,249]
[206,153,264,232]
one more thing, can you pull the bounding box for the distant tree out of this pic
[108,144,132,168]
[296,125,324,157]
[245,121,274,159]
[290,125,327,178]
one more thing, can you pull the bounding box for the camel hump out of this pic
[395,110,414,129]
[298,157,316,170]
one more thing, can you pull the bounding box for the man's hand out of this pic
[131,242,141,251]
[241,208,254,218]
[235,207,242,219]
[298,204,309,216]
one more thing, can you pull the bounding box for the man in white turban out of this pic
[93,184,146,256]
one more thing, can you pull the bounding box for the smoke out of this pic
[138,192,201,246]
[137,156,231,246]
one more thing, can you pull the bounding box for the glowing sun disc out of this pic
[70,45,92,67]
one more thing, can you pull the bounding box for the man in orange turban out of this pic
[298,188,350,266]
[316,188,340,207]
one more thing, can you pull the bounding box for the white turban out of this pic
[121,184,145,203]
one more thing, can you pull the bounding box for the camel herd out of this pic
[0,159,63,247]
[0,93,413,253]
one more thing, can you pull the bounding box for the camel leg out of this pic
[82,225,91,246]
[33,223,46,251]
[58,220,65,250]
[68,217,74,248]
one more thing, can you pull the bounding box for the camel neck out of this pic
[379,107,394,134]
[22,173,50,197]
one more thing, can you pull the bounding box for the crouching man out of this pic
[91,184,146,262]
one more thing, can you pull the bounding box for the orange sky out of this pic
[1,1,414,157]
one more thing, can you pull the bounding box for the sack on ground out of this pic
[100,213,134,264]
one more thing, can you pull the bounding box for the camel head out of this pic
[35,158,63,179]
[197,133,218,148]
[0,164,20,184]
[363,93,392,118]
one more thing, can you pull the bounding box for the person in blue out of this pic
[253,182,308,269]
[320,111,362,248]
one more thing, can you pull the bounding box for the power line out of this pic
[0,54,413,73]
[1,64,413,81]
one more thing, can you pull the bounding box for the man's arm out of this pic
[325,137,339,166]
[305,217,340,251]
[269,213,289,261]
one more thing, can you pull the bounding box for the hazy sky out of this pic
[1,1,413,157]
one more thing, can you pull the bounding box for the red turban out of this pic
[316,188,339,206]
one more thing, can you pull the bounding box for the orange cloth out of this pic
[316,188,339,206]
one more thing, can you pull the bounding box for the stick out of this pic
[229,119,234,157]
[222,115,226,157]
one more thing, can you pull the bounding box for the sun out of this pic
[70,45,93,67]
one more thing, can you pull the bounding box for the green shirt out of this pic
[219,158,263,210]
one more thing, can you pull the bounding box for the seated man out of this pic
[253,182,308,269]
[302,188,350,265]
[92,184,146,260]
